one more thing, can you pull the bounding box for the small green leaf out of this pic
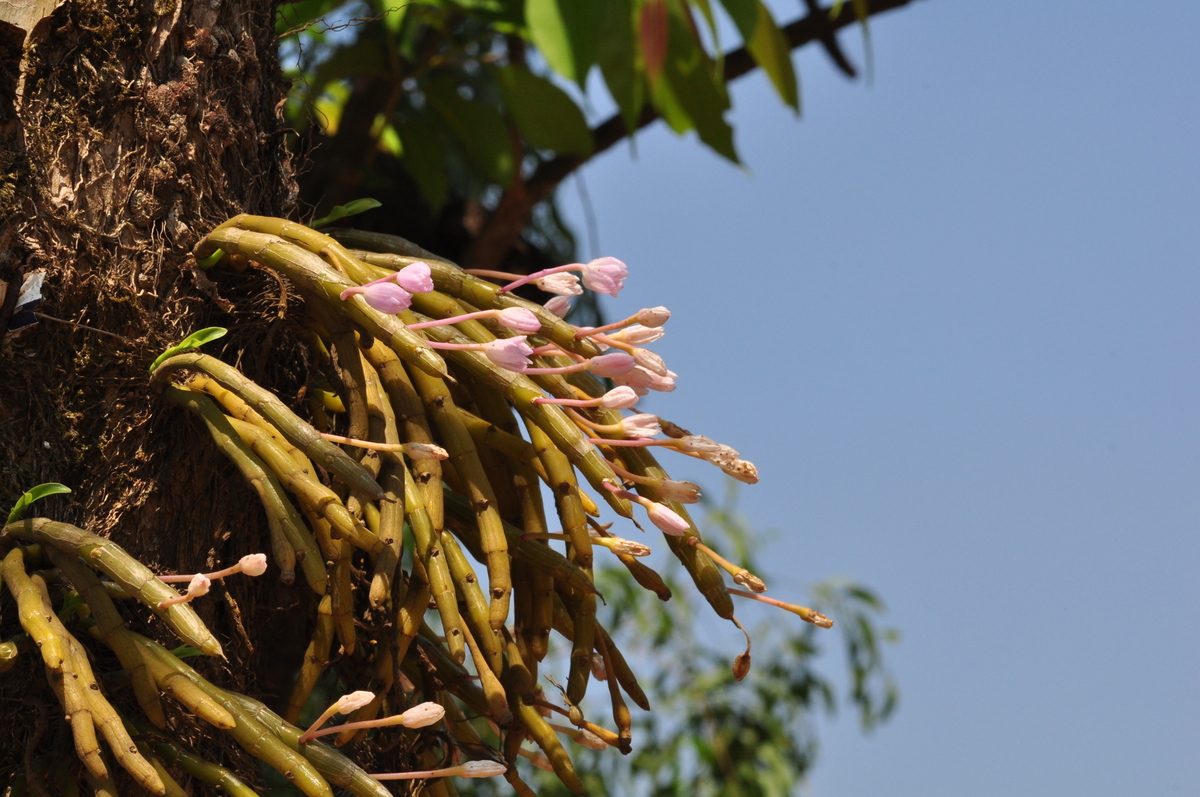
[7,483,71,525]
[169,645,204,659]
[525,0,600,86]
[310,198,382,229]
[149,327,227,373]
[716,0,799,110]
[494,66,593,156]
[196,249,224,269]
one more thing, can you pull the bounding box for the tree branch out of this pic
[463,0,920,271]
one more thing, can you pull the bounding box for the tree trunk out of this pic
[0,0,309,779]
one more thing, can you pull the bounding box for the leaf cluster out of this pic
[278,0,804,215]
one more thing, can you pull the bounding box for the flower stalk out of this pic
[728,588,833,628]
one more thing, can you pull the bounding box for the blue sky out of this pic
[555,2,1200,794]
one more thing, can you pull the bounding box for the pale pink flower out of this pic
[336,690,376,714]
[483,336,533,372]
[619,413,661,439]
[460,761,508,778]
[346,281,412,314]
[637,306,671,327]
[399,702,445,728]
[677,435,739,466]
[591,652,608,681]
[239,554,268,577]
[645,503,690,536]
[608,324,664,346]
[403,442,449,460]
[609,538,652,556]
[535,272,583,296]
[497,307,541,333]
[632,348,669,376]
[395,262,434,293]
[722,459,760,484]
[614,365,676,393]
[658,479,701,503]
[580,257,627,297]
[544,296,572,317]
[524,750,555,772]
[600,386,640,409]
[576,729,607,751]
[158,573,211,609]
[588,351,635,378]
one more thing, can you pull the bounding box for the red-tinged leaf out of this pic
[640,0,669,84]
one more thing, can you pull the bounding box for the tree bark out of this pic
[0,0,308,778]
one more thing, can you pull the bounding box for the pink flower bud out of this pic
[535,272,583,296]
[609,324,664,346]
[645,502,690,536]
[614,364,676,393]
[722,458,759,484]
[400,701,445,728]
[658,479,701,503]
[580,257,627,297]
[600,386,640,409]
[498,307,541,333]
[238,554,268,577]
[620,413,661,439]
[610,538,652,556]
[395,262,433,293]
[186,573,211,597]
[576,729,607,751]
[588,351,635,378]
[637,306,671,327]
[335,690,375,714]
[404,442,449,460]
[525,750,555,772]
[591,652,608,681]
[483,336,533,372]
[632,348,669,376]
[677,435,739,466]
[544,296,572,317]
[460,760,509,778]
[356,282,413,314]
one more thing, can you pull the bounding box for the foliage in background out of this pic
[273,0,899,279]
[460,482,899,795]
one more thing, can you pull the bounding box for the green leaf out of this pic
[169,645,204,659]
[524,0,600,86]
[310,198,382,229]
[494,66,593,156]
[7,483,71,525]
[424,79,515,186]
[396,118,450,211]
[658,1,739,162]
[597,0,644,136]
[149,327,227,373]
[716,0,799,110]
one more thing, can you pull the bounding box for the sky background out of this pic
[552,2,1200,795]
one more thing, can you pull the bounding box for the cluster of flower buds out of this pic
[296,692,508,782]
[298,692,445,744]
[340,251,758,529]
[157,554,268,609]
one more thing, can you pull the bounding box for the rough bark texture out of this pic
[0,0,311,780]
